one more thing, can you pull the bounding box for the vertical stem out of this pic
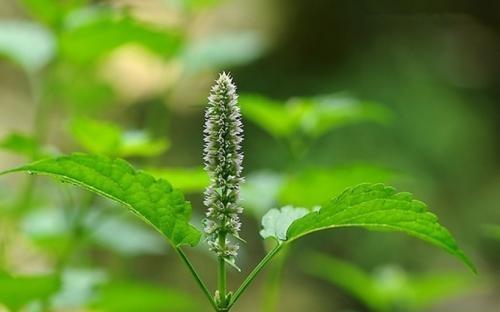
[217,233,227,309]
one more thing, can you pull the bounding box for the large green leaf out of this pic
[1,153,201,247]
[0,273,59,311]
[261,183,475,272]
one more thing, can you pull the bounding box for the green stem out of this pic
[228,243,283,310]
[175,247,218,311]
[217,232,227,309]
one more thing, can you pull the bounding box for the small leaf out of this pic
[118,131,169,158]
[70,117,122,156]
[0,20,55,71]
[70,118,169,158]
[0,273,59,311]
[286,184,475,272]
[260,206,309,241]
[0,132,40,158]
[1,153,201,247]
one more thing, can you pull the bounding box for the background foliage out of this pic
[0,0,499,311]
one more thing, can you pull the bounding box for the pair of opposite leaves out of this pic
[0,153,475,273]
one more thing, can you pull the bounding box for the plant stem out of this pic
[217,232,227,309]
[175,247,218,311]
[228,243,283,310]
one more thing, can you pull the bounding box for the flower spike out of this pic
[203,72,244,262]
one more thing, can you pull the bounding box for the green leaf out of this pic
[260,206,309,241]
[1,153,201,247]
[70,118,169,158]
[0,273,59,311]
[279,164,394,208]
[147,167,209,193]
[0,132,40,158]
[70,118,122,156]
[60,12,183,64]
[21,0,84,27]
[263,183,475,272]
[118,131,169,158]
[94,281,199,312]
[0,21,55,71]
[239,94,391,139]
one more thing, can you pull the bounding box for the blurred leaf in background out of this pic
[60,9,183,65]
[0,272,59,311]
[304,253,474,312]
[240,93,391,139]
[70,117,169,158]
[0,21,55,72]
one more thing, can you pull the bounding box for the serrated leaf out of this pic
[0,273,59,311]
[263,183,474,272]
[0,20,55,71]
[1,153,201,247]
[240,94,391,139]
[260,206,309,241]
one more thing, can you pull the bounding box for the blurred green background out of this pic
[0,0,499,311]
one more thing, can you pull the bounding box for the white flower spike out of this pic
[203,72,244,262]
